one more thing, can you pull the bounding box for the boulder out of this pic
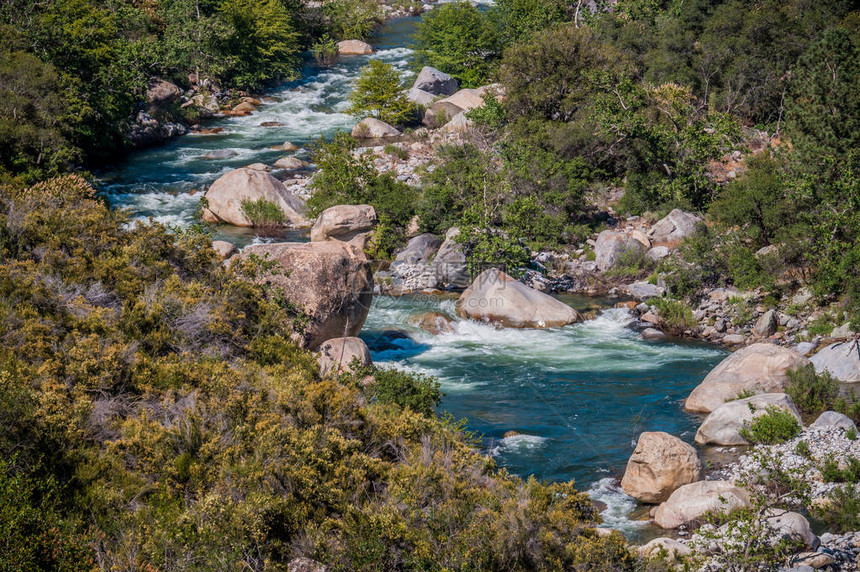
[245,163,270,172]
[183,92,220,118]
[812,411,857,432]
[310,204,377,244]
[412,66,458,96]
[352,117,400,139]
[620,432,702,504]
[422,101,464,128]
[393,233,442,265]
[337,40,373,55]
[203,149,238,160]
[409,312,456,335]
[694,393,802,446]
[457,268,583,328]
[642,328,666,340]
[441,111,474,133]
[622,281,664,300]
[438,88,485,112]
[647,209,702,245]
[646,246,671,261]
[202,167,308,227]
[406,88,437,107]
[242,241,373,349]
[272,141,299,152]
[638,538,692,562]
[211,240,237,259]
[810,341,860,382]
[229,101,257,116]
[685,343,810,413]
[594,230,647,272]
[273,156,309,170]
[317,337,372,377]
[431,227,469,289]
[653,480,751,529]
[754,309,778,337]
[765,510,819,551]
[146,78,182,106]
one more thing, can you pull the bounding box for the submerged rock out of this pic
[685,343,810,413]
[273,156,309,170]
[202,167,307,227]
[409,312,456,335]
[457,268,582,328]
[621,431,702,504]
[242,241,373,349]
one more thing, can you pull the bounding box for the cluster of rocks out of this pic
[377,229,470,294]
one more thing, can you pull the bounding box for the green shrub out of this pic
[815,485,860,533]
[649,298,697,336]
[848,427,858,441]
[739,406,801,445]
[821,456,860,483]
[785,364,838,416]
[323,0,382,40]
[348,60,418,126]
[367,367,442,418]
[604,248,656,279]
[239,197,286,228]
[311,34,338,65]
[384,144,408,161]
[794,440,811,458]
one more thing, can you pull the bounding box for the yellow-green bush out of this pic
[0,176,637,570]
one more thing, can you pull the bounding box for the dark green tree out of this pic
[347,60,417,126]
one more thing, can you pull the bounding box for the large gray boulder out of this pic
[431,227,469,289]
[146,78,182,106]
[754,309,778,337]
[317,337,372,377]
[647,209,702,245]
[620,432,702,504]
[393,233,443,265]
[202,167,308,227]
[352,117,400,139]
[438,88,485,112]
[695,393,802,446]
[412,66,458,96]
[764,510,819,551]
[337,40,373,55]
[653,480,751,529]
[685,343,810,413]
[406,88,437,107]
[595,230,647,272]
[311,204,377,244]
[457,268,582,328]
[638,538,692,562]
[812,411,857,432]
[423,101,464,128]
[242,241,373,349]
[810,341,860,382]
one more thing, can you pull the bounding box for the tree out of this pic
[347,60,417,126]
[490,0,570,46]
[411,1,500,88]
[218,0,301,89]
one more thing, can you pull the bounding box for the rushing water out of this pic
[361,295,726,535]
[97,14,729,537]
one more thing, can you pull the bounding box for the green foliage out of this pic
[491,0,570,45]
[649,298,696,335]
[323,0,381,41]
[785,364,838,416]
[604,248,656,279]
[218,0,301,89]
[821,456,860,484]
[848,427,858,441]
[348,60,418,126]
[815,485,860,533]
[411,1,500,88]
[312,34,339,65]
[0,174,636,570]
[240,197,286,228]
[739,406,801,445]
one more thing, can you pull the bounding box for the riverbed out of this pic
[96,14,728,538]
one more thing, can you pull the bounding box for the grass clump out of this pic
[240,197,286,228]
[740,406,801,445]
[649,298,697,336]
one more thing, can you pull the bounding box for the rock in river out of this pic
[685,343,810,413]
[457,268,582,328]
[202,167,308,227]
[242,241,373,349]
[621,431,702,504]
[311,204,377,244]
[694,393,802,446]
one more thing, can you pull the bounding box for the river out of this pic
[96,13,727,538]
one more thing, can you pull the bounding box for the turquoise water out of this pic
[361,295,725,533]
[97,13,728,534]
